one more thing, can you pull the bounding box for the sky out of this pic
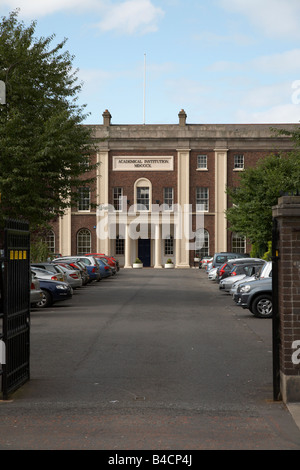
[1,0,300,126]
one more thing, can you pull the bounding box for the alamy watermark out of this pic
[292,340,300,365]
[0,340,5,365]
[96,199,205,251]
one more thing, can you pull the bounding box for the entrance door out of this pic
[138,239,151,267]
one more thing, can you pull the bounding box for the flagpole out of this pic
[143,53,146,124]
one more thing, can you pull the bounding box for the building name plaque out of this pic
[113,156,174,171]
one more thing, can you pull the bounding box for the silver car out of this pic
[30,266,64,282]
[30,272,43,304]
[54,263,82,289]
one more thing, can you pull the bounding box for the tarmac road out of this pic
[1,268,300,452]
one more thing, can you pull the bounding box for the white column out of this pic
[176,148,190,268]
[59,207,72,255]
[154,223,162,268]
[124,224,132,268]
[214,148,228,253]
[96,150,110,254]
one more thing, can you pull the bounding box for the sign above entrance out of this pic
[113,156,174,171]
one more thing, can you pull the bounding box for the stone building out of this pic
[50,110,296,268]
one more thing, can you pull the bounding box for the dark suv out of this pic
[211,252,249,271]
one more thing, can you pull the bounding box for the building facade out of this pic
[50,110,296,267]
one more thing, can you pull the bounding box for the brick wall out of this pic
[273,196,300,402]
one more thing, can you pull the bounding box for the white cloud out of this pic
[1,0,164,35]
[237,104,300,124]
[253,50,300,74]
[208,49,300,76]
[240,82,292,109]
[219,0,300,39]
[95,0,164,35]
[0,0,100,17]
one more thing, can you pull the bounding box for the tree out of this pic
[0,10,98,230]
[226,152,300,254]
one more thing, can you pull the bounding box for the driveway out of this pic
[0,268,300,450]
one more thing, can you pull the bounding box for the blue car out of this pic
[33,279,73,308]
[97,258,113,278]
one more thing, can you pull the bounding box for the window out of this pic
[163,187,174,210]
[196,187,209,211]
[197,154,207,170]
[116,235,125,255]
[164,235,174,255]
[234,154,244,170]
[78,187,90,211]
[195,229,209,258]
[113,187,123,211]
[232,232,246,253]
[136,187,149,210]
[45,230,55,254]
[77,229,91,254]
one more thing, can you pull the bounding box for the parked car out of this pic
[210,252,249,271]
[53,256,101,282]
[31,266,64,282]
[235,277,273,318]
[230,262,272,297]
[33,279,73,308]
[99,257,116,275]
[86,253,119,272]
[54,260,89,286]
[208,267,218,280]
[30,273,43,305]
[217,258,264,281]
[219,262,265,292]
[199,257,212,269]
[96,258,113,278]
[53,263,82,289]
[31,263,67,282]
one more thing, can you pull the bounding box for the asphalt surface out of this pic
[1,267,300,453]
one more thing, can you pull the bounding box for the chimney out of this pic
[102,109,112,126]
[178,109,187,126]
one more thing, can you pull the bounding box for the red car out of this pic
[85,253,119,272]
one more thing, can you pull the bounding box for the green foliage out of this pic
[0,10,98,230]
[262,241,272,261]
[250,242,268,258]
[30,238,49,262]
[226,151,300,247]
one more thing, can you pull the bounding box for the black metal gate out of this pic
[0,219,30,399]
[272,217,281,401]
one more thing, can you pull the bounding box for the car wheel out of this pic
[35,290,53,308]
[251,294,273,318]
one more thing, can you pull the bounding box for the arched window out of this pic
[232,232,246,254]
[45,230,55,254]
[195,229,209,258]
[134,178,152,211]
[77,229,91,255]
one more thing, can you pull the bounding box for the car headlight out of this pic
[240,284,251,293]
[56,285,68,290]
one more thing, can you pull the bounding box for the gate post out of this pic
[272,196,300,403]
